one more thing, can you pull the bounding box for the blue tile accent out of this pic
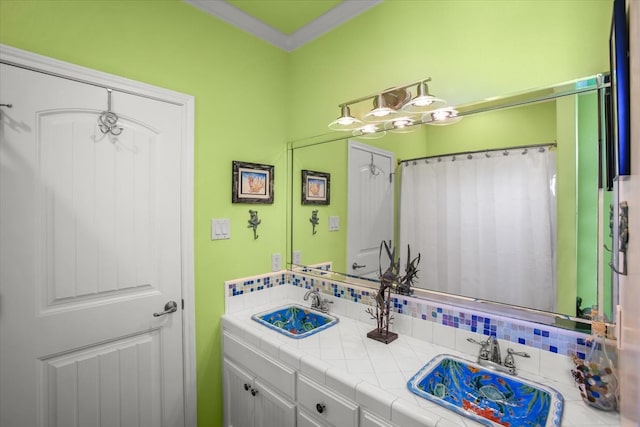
[228,270,595,360]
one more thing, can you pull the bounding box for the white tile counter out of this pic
[223,284,620,427]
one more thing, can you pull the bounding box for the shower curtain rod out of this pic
[398,141,557,165]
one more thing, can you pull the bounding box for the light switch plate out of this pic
[329,216,339,231]
[292,251,302,265]
[271,253,281,271]
[211,218,230,240]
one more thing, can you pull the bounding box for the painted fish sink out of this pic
[407,354,563,427]
[251,304,338,339]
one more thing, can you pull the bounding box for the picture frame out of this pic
[302,170,330,205]
[232,161,274,204]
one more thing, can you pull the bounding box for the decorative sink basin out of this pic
[251,304,338,339]
[407,354,563,427]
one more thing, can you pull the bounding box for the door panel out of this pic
[223,359,256,427]
[41,332,161,427]
[0,63,185,427]
[255,378,296,427]
[347,141,395,279]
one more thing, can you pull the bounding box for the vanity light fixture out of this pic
[328,77,460,135]
[423,107,462,126]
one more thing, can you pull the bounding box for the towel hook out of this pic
[98,89,123,136]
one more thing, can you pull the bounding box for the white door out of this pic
[347,141,395,279]
[0,63,186,427]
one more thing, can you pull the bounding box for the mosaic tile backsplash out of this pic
[226,271,288,296]
[226,270,594,360]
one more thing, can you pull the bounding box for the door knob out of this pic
[153,301,178,317]
[352,262,366,270]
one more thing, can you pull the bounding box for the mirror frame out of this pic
[287,74,617,332]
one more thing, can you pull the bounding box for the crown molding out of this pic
[184,0,382,52]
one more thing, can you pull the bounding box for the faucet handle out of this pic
[506,347,530,358]
[467,337,490,346]
[467,337,491,360]
[503,347,531,369]
[319,298,333,313]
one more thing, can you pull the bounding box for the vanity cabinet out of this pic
[222,324,429,427]
[222,332,297,427]
[223,358,296,427]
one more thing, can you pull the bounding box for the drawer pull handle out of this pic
[316,403,326,414]
[244,383,250,391]
[251,388,258,396]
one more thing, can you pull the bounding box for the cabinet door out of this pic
[223,359,256,427]
[254,377,296,427]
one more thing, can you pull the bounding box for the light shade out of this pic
[424,108,462,126]
[362,94,402,123]
[401,81,445,113]
[352,124,386,139]
[384,116,418,133]
[328,105,363,131]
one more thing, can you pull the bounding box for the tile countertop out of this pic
[222,284,620,427]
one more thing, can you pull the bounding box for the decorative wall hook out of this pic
[604,203,614,252]
[98,89,123,136]
[609,201,628,276]
[310,210,319,235]
[247,209,261,240]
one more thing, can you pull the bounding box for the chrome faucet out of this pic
[304,289,333,313]
[304,289,321,309]
[488,336,502,364]
[467,336,530,375]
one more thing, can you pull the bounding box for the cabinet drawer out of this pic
[223,331,296,399]
[297,408,330,427]
[361,409,396,427]
[297,375,358,427]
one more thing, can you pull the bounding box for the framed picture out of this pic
[302,170,330,205]
[232,161,274,204]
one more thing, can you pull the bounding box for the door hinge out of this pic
[181,299,184,310]
[390,172,394,183]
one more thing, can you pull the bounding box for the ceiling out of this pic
[184,0,383,51]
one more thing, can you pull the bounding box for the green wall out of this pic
[577,92,599,310]
[287,0,612,142]
[0,1,613,426]
[0,1,288,426]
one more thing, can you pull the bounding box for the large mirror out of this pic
[290,76,616,330]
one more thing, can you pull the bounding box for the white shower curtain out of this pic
[399,147,557,312]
